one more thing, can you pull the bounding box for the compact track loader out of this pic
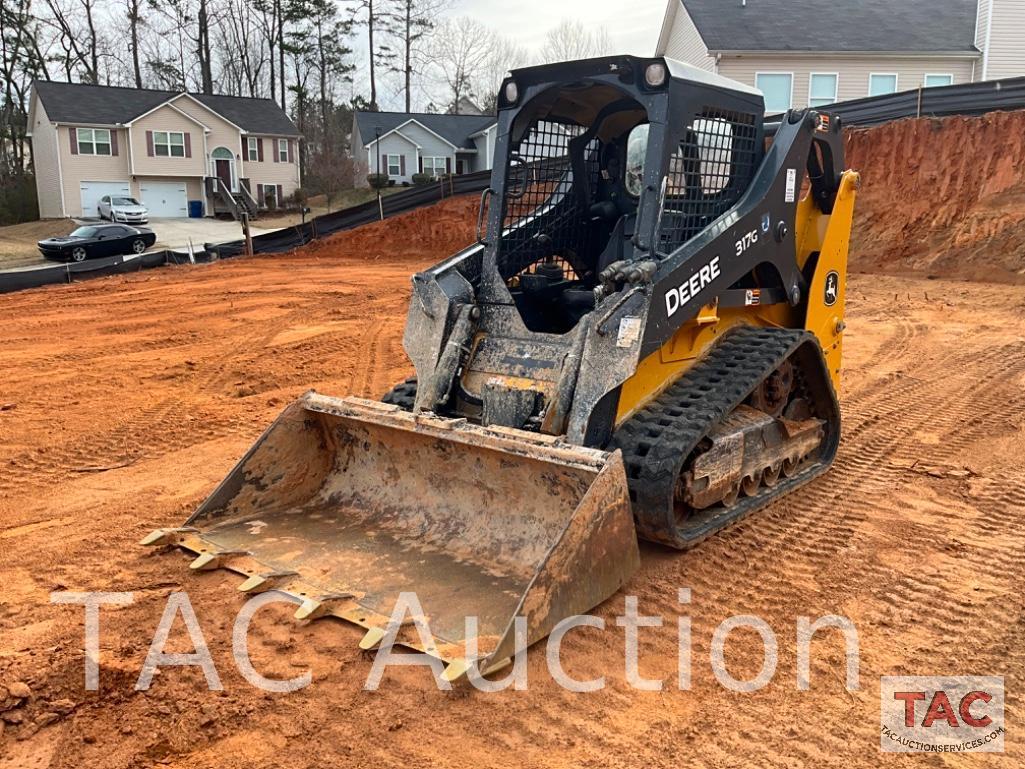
[145,56,858,680]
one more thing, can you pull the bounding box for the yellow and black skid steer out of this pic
[144,56,859,680]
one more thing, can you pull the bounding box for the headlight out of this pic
[645,62,668,88]
[504,80,518,104]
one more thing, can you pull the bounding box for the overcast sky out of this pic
[349,0,668,110]
[448,0,667,58]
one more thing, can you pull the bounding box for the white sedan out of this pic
[98,195,149,224]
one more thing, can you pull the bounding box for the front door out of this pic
[215,159,232,190]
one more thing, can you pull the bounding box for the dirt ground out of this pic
[1,199,1023,767]
[2,112,1024,767]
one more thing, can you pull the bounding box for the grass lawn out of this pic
[257,187,406,229]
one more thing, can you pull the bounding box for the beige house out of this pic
[28,81,301,220]
[656,0,1025,112]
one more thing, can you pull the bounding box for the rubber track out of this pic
[609,325,840,549]
[381,377,417,409]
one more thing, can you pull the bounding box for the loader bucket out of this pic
[144,393,639,679]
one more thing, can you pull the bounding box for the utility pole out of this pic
[375,127,384,221]
[241,211,253,256]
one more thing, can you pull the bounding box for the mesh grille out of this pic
[498,120,599,278]
[658,108,759,255]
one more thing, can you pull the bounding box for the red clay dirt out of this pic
[847,109,1025,282]
[1,118,1024,768]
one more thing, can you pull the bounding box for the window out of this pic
[868,73,899,96]
[924,74,954,88]
[657,109,759,256]
[809,73,838,108]
[278,138,289,162]
[755,73,793,112]
[625,124,648,197]
[422,156,446,178]
[248,136,259,161]
[386,154,401,176]
[77,127,111,155]
[154,131,185,157]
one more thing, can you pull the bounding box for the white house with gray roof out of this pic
[28,81,301,220]
[656,0,1025,112]
[351,111,497,186]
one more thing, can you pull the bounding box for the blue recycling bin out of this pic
[188,200,204,218]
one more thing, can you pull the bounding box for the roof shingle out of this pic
[32,81,299,135]
[354,111,496,151]
[680,0,979,53]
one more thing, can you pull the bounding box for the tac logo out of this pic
[880,676,1005,753]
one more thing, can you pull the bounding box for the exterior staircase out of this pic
[205,177,259,221]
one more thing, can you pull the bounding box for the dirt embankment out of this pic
[302,195,480,262]
[847,109,1025,282]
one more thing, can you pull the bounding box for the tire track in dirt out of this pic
[704,343,1011,594]
[0,297,310,500]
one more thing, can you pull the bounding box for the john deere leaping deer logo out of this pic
[824,271,839,306]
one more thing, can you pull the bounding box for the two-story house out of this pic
[656,0,1025,112]
[351,111,497,187]
[28,81,301,219]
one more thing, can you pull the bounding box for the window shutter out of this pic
[69,128,78,155]
[257,183,264,204]
[287,140,294,164]
[276,184,283,205]
[111,130,118,156]
[146,130,154,157]
[380,154,386,175]
[446,157,452,174]
[184,132,192,158]
[418,156,423,174]
[400,155,406,175]
[257,138,264,162]
[273,142,279,163]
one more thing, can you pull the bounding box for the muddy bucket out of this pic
[143,393,639,678]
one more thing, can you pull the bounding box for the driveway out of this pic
[143,217,282,252]
[0,216,285,272]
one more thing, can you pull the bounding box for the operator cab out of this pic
[491,81,649,333]
[485,57,766,335]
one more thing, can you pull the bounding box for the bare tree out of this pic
[351,0,394,109]
[540,19,611,63]
[215,0,265,96]
[125,0,144,87]
[424,16,492,112]
[41,0,98,81]
[479,35,528,114]
[304,147,354,210]
[381,0,447,113]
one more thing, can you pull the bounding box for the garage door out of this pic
[80,181,130,217]
[139,181,189,218]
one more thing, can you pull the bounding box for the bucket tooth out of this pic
[189,549,249,571]
[237,570,298,594]
[294,593,356,621]
[441,659,471,683]
[358,626,388,650]
[141,527,198,546]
